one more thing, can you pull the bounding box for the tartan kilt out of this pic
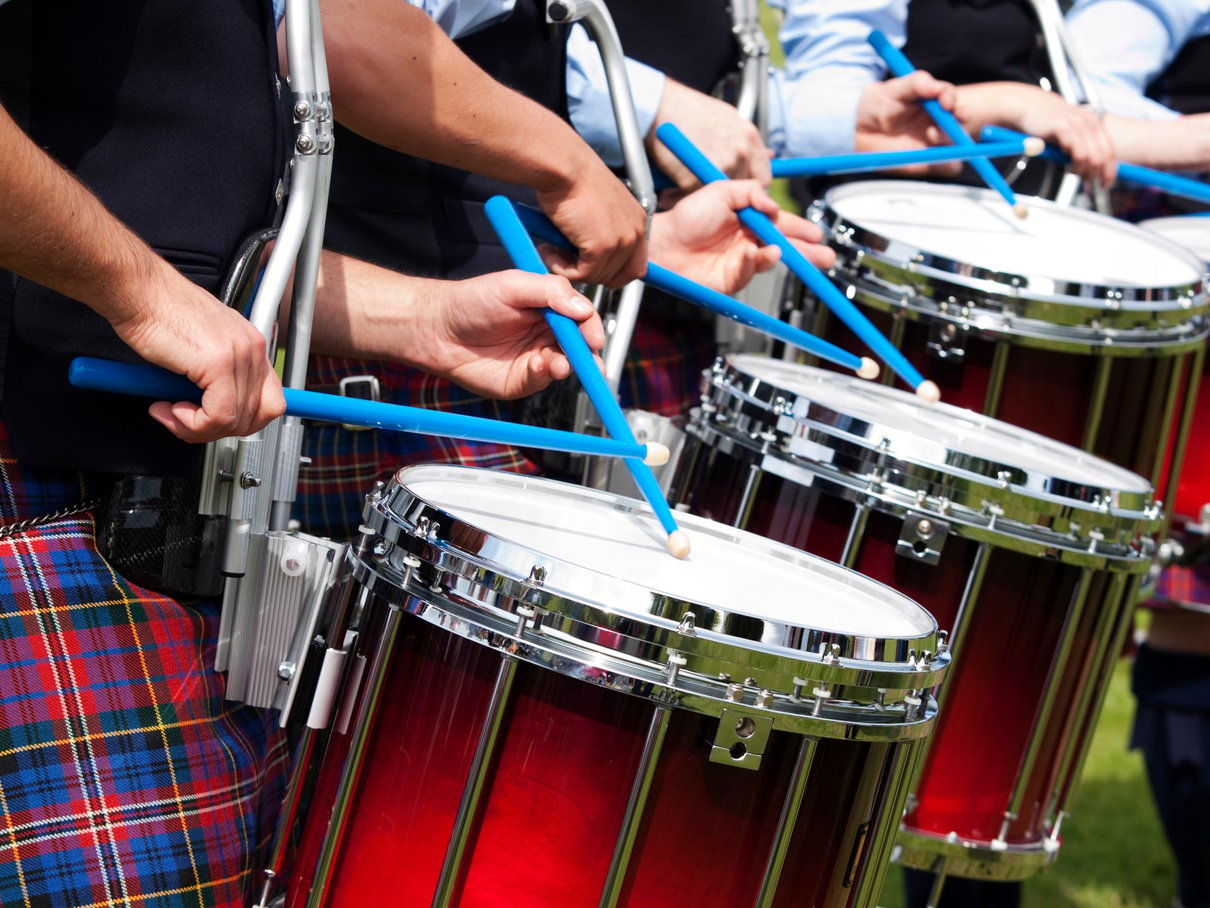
[1153,563,1210,613]
[295,356,542,540]
[0,424,287,907]
[616,310,719,418]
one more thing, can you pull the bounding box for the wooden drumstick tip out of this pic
[915,380,941,404]
[1023,136,1046,157]
[1012,201,1030,220]
[666,530,691,560]
[856,357,880,380]
[642,442,671,467]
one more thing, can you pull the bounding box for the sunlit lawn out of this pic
[878,656,1176,907]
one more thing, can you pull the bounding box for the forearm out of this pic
[0,104,166,324]
[950,82,1037,136]
[317,0,593,195]
[1106,113,1210,171]
[309,251,432,363]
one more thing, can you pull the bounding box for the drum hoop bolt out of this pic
[514,604,537,637]
[665,649,687,686]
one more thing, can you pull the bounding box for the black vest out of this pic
[903,0,1053,87]
[0,0,283,475]
[323,0,568,278]
[608,0,737,96]
[1146,33,1210,115]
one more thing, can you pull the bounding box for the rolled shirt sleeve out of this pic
[405,0,515,38]
[764,0,909,157]
[565,23,666,167]
[1066,0,1210,119]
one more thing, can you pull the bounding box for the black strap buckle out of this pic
[339,375,381,431]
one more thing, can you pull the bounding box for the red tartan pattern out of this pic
[296,355,543,539]
[1153,563,1210,613]
[297,313,717,539]
[0,425,287,907]
[616,313,720,418]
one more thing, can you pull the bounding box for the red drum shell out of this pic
[672,357,1155,878]
[809,182,1206,523]
[285,467,943,908]
[286,591,920,908]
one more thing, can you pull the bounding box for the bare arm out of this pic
[1105,112,1210,172]
[0,104,284,442]
[309,251,605,400]
[312,0,646,287]
[952,82,1117,186]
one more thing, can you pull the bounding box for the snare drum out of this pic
[671,355,1161,883]
[285,466,947,908]
[808,181,1209,517]
[1139,216,1210,523]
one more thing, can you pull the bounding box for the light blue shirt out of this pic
[765,0,907,157]
[1066,0,1210,119]
[565,24,666,167]
[404,0,514,38]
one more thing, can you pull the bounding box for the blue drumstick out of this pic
[483,196,691,559]
[512,204,880,380]
[981,124,1210,208]
[655,123,939,402]
[67,357,672,466]
[771,138,1044,180]
[868,29,1028,219]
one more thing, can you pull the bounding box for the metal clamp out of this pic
[895,515,948,566]
[710,708,774,771]
[897,514,950,565]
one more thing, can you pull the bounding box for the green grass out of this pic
[877,657,1176,907]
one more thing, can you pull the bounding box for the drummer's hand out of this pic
[649,180,835,295]
[109,261,285,443]
[855,71,962,175]
[648,79,773,190]
[536,144,648,289]
[953,83,1118,186]
[414,270,605,400]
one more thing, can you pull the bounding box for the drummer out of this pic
[0,0,616,901]
[760,0,1117,195]
[1066,4,1210,907]
[295,0,833,539]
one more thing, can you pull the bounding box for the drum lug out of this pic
[926,317,967,361]
[896,514,949,565]
[710,708,773,771]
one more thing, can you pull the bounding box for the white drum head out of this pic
[828,181,1203,291]
[400,467,935,640]
[1140,216,1210,268]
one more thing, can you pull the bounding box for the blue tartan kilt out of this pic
[0,422,286,908]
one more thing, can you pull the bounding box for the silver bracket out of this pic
[710,708,774,771]
[896,514,950,565]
